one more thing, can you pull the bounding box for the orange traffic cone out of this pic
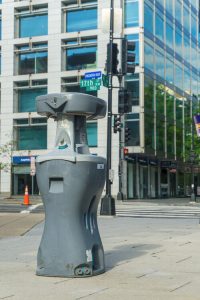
[23,185,30,205]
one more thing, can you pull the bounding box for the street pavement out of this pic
[1,200,200,299]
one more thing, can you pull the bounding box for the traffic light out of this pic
[106,43,119,75]
[113,114,121,133]
[118,88,132,114]
[125,125,131,143]
[121,38,136,75]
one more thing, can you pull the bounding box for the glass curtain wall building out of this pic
[0,0,199,199]
[125,0,200,199]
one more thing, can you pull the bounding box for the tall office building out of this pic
[0,0,199,199]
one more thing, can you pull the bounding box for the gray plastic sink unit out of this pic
[35,93,107,278]
[36,92,106,120]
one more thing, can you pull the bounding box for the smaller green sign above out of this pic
[102,74,109,88]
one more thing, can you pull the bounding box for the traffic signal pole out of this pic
[100,0,116,215]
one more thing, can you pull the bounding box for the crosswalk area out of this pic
[115,204,200,219]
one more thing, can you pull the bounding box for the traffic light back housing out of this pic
[118,89,132,114]
[121,39,136,75]
[107,43,119,75]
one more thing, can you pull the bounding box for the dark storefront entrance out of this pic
[12,156,39,195]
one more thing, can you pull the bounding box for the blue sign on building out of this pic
[13,156,36,164]
[84,71,102,80]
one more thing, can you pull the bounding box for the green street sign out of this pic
[86,85,100,92]
[102,74,109,88]
[80,79,101,89]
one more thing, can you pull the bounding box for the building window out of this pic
[144,75,155,152]
[125,114,140,146]
[124,0,139,28]
[174,63,183,90]
[62,38,97,71]
[165,1,173,16]
[15,5,48,38]
[61,76,97,96]
[144,42,154,71]
[66,8,97,32]
[16,43,48,75]
[175,1,182,25]
[191,14,197,40]
[87,122,97,147]
[14,118,47,150]
[155,49,164,79]
[155,12,164,42]
[183,6,190,33]
[165,55,174,85]
[14,80,47,112]
[166,21,174,50]
[175,27,182,57]
[144,3,153,34]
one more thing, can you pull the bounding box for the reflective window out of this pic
[166,56,174,84]
[18,44,48,75]
[184,69,191,94]
[66,46,97,70]
[124,0,139,28]
[15,119,47,150]
[174,64,183,90]
[155,50,164,78]
[166,1,173,16]
[175,1,182,24]
[144,3,153,34]
[156,83,165,154]
[144,76,154,151]
[183,35,190,63]
[191,15,197,40]
[175,28,182,57]
[144,42,154,71]
[166,90,175,158]
[191,41,197,68]
[87,122,97,147]
[191,73,198,98]
[66,8,97,32]
[184,98,191,160]
[156,0,164,7]
[183,6,190,32]
[176,95,183,158]
[19,14,48,38]
[166,22,174,49]
[155,13,164,41]
[18,88,47,112]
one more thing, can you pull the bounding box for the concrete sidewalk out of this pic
[1,213,200,299]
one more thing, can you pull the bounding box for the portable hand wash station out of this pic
[35,93,107,277]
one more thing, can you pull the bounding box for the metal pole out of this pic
[117,76,124,200]
[100,0,116,215]
[32,175,34,196]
